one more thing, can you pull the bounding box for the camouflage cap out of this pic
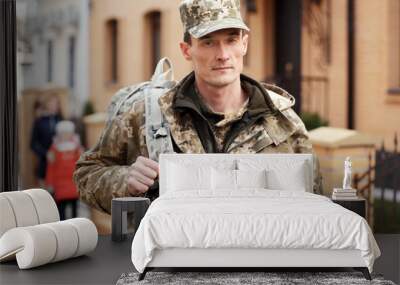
[179,0,250,39]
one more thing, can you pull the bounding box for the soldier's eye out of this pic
[201,40,213,47]
[227,37,239,44]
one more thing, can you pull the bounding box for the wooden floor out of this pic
[373,234,400,284]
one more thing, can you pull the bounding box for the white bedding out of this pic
[131,190,380,273]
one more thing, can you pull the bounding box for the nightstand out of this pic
[111,197,150,242]
[332,197,366,218]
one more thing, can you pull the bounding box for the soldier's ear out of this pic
[180,42,192,61]
[242,33,249,56]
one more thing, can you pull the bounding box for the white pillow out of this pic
[211,168,268,191]
[236,169,267,189]
[212,168,237,190]
[238,159,310,192]
[265,162,308,192]
[167,162,212,192]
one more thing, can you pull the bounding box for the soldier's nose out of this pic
[215,45,230,62]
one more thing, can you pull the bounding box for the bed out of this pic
[131,154,380,280]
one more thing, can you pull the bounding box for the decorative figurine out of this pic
[343,156,353,190]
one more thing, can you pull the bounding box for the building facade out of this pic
[17,0,90,116]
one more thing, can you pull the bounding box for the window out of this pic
[105,19,118,83]
[68,35,75,88]
[47,40,53,82]
[388,0,400,93]
[144,11,161,78]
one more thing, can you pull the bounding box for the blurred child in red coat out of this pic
[46,120,83,220]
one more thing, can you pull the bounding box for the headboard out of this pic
[159,153,314,195]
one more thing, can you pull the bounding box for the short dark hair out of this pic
[183,29,246,45]
[183,31,192,45]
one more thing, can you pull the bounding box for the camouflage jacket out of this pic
[74,73,322,214]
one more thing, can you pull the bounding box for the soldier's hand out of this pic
[126,156,159,195]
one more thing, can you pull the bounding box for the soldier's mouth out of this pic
[212,67,233,71]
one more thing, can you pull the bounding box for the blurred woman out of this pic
[30,94,63,188]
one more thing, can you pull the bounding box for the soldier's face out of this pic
[180,28,248,88]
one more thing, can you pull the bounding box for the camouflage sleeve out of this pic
[283,108,323,194]
[73,113,135,214]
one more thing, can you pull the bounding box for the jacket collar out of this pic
[172,72,278,119]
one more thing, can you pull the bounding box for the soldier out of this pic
[74,0,321,214]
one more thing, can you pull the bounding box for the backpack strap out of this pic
[151,57,174,84]
[111,81,149,119]
[145,58,175,161]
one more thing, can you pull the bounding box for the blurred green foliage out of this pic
[300,112,329,131]
[82,100,95,117]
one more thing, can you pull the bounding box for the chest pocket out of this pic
[228,126,274,154]
[228,127,296,154]
[252,129,274,152]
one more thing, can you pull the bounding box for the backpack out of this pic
[106,58,176,161]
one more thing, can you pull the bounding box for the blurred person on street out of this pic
[46,120,83,220]
[30,94,63,188]
[74,0,321,214]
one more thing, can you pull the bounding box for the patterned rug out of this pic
[116,271,396,285]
